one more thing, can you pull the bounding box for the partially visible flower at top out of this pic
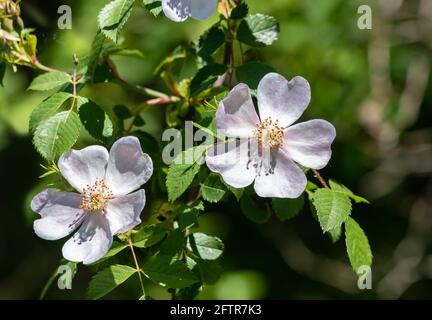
[31,136,153,265]
[205,73,336,198]
[162,0,217,22]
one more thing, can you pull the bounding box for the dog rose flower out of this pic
[162,0,217,22]
[32,136,153,264]
[205,73,336,198]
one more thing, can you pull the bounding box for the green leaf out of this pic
[143,0,162,17]
[78,98,114,141]
[236,61,275,89]
[166,145,207,202]
[237,13,280,47]
[177,201,204,231]
[28,71,71,91]
[201,174,227,203]
[271,194,305,221]
[231,2,249,19]
[196,259,223,285]
[198,26,225,58]
[329,180,370,204]
[159,229,186,256]
[29,92,72,132]
[133,224,167,248]
[311,188,352,232]
[224,183,244,202]
[328,226,342,243]
[188,233,224,260]
[95,241,128,264]
[114,105,132,119]
[87,31,105,82]
[33,111,82,161]
[87,264,136,300]
[345,217,372,274]
[0,62,6,86]
[142,255,199,289]
[190,64,227,97]
[98,0,136,43]
[240,194,270,224]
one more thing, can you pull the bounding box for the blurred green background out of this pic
[1,0,432,299]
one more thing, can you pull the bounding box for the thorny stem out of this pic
[127,237,146,298]
[312,169,329,189]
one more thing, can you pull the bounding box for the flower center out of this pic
[254,117,284,149]
[80,178,114,212]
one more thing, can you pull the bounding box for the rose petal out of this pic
[283,119,336,169]
[216,83,260,138]
[32,189,85,240]
[58,146,109,193]
[257,73,311,128]
[105,136,153,196]
[206,139,256,188]
[190,0,217,20]
[162,0,191,22]
[254,149,307,198]
[62,213,112,265]
[105,189,145,235]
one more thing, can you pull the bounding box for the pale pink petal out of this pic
[216,83,260,139]
[32,189,85,241]
[257,73,311,128]
[254,149,307,198]
[206,139,256,188]
[283,119,336,169]
[58,146,109,193]
[105,189,145,235]
[105,136,153,196]
[190,0,217,20]
[62,213,112,265]
[162,0,191,22]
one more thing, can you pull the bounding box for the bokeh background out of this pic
[1,0,432,299]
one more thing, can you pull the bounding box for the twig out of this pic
[127,238,146,298]
[312,169,329,188]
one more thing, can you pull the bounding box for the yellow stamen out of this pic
[80,178,113,212]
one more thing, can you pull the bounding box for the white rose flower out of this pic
[32,136,153,265]
[162,0,217,22]
[205,73,336,198]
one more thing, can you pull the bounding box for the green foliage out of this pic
[143,0,162,17]
[190,64,228,97]
[133,224,167,248]
[329,180,370,204]
[87,264,136,300]
[187,233,224,260]
[271,194,305,221]
[98,0,136,43]
[77,98,114,141]
[310,188,352,232]
[87,31,105,82]
[237,13,279,47]
[198,26,225,58]
[231,2,249,20]
[345,217,372,274]
[166,145,207,202]
[28,71,71,91]
[240,193,270,224]
[33,111,82,161]
[29,92,72,132]
[142,254,199,289]
[201,173,227,203]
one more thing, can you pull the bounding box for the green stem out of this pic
[39,267,59,300]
